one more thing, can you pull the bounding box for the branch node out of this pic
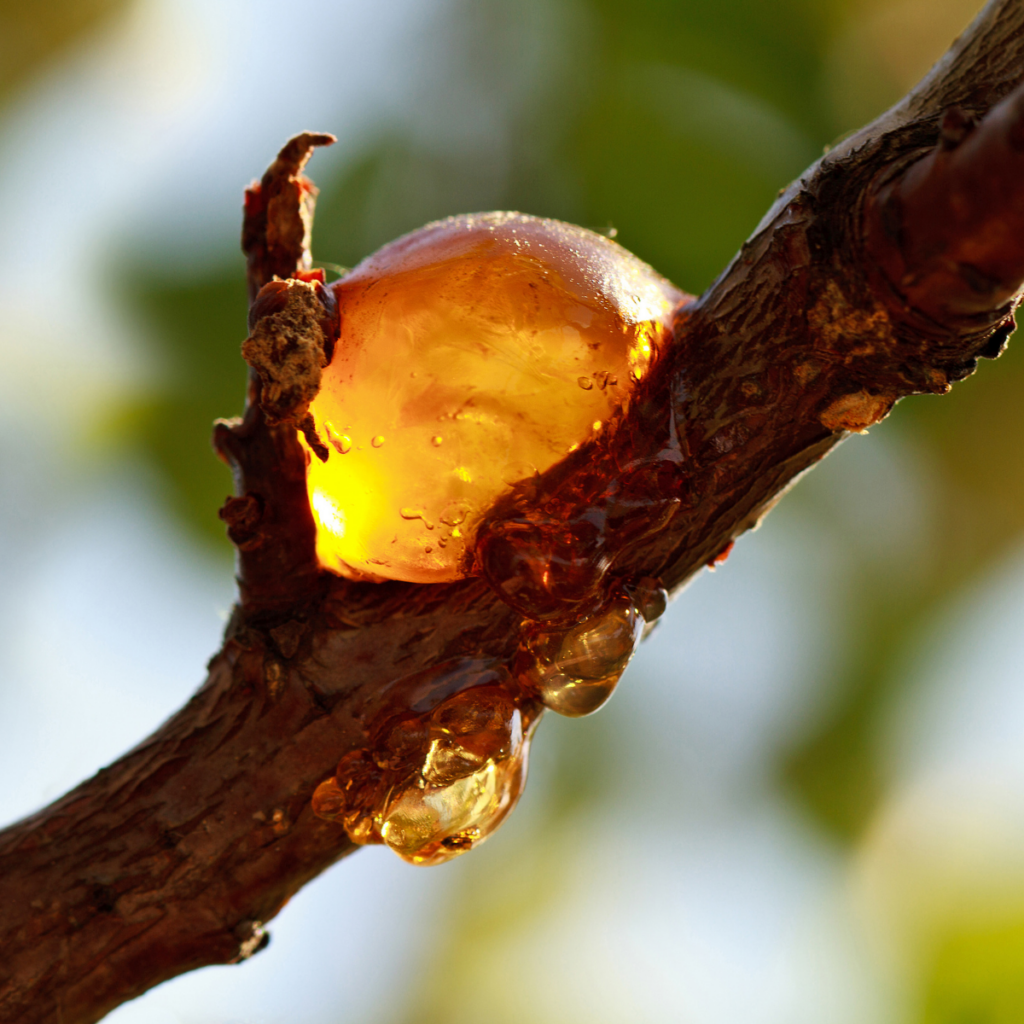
[241,278,338,428]
[939,105,977,148]
[243,132,336,298]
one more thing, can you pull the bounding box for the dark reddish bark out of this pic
[3,2,1024,1020]
[865,87,1024,326]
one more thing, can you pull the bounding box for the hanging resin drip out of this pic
[516,594,649,717]
[312,667,540,865]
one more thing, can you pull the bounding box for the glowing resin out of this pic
[301,212,685,582]
[312,679,536,865]
[380,752,527,866]
[517,596,645,717]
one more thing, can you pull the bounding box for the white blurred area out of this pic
[1,1,1021,1023]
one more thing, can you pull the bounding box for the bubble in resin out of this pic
[301,211,686,583]
[312,678,538,866]
[516,595,645,717]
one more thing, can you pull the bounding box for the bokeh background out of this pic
[2,1,1023,1021]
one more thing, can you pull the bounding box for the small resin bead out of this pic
[628,576,670,637]
[301,211,685,583]
[517,596,645,717]
[311,749,384,846]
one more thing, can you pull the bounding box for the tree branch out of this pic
[3,5,1024,1021]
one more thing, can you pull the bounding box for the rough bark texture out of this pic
[4,5,1024,1021]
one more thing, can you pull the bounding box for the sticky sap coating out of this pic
[302,211,685,583]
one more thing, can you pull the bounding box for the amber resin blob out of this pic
[301,212,686,583]
[311,584,670,865]
[312,660,541,866]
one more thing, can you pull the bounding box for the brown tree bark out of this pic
[3,2,1024,1020]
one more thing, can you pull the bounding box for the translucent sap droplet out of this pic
[431,435,443,446]
[311,776,345,819]
[517,597,644,717]
[629,576,668,625]
[577,376,594,390]
[379,684,531,865]
[371,435,385,448]
[326,426,352,454]
[423,686,519,786]
[311,750,385,846]
[380,755,526,866]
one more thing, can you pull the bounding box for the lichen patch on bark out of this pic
[241,278,330,427]
[820,390,895,432]
[808,280,894,356]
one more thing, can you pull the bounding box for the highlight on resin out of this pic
[517,594,643,716]
[300,211,687,583]
[312,660,541,866]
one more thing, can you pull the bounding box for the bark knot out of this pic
[241,278,336,430]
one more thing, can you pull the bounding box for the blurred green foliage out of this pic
[127,269,248,555]
[922,916,1024,1024]
[0,0,127,104]
[784,340,1024,839]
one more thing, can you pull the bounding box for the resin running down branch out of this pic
[3,1,1024,1020]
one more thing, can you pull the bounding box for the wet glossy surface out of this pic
[301,212,684,583]
[312,663,539,865]
[516,595,645,716]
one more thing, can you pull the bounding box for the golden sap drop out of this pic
[380,751,528,866]
[311,680,536,866]
[301,212,684,582]
[518,597,645,717]
[378,686,529,865]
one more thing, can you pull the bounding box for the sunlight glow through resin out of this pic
[301,212,684,583]
[312,673,539,866]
